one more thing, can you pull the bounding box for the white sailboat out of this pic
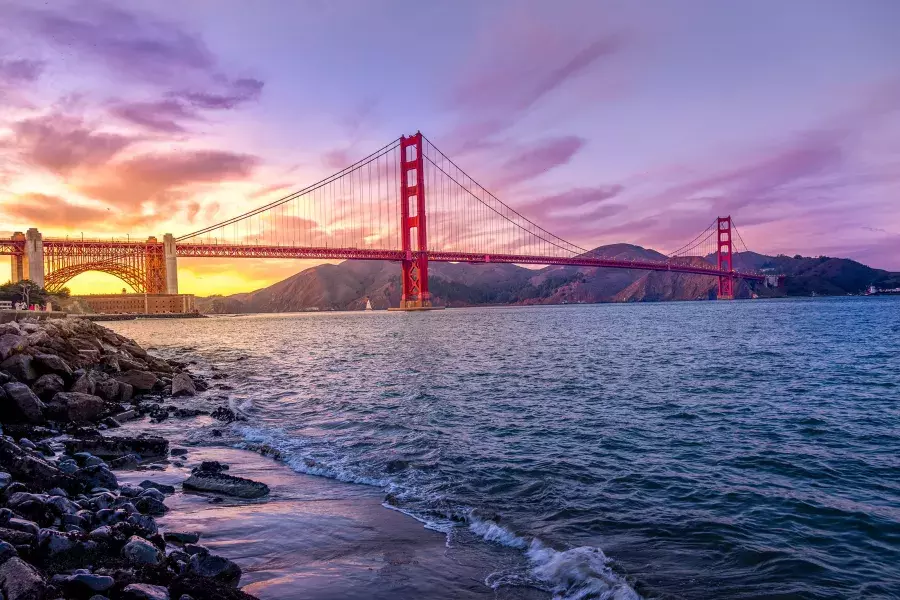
[365,297,374,311]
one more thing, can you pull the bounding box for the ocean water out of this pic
[110,297,900,599]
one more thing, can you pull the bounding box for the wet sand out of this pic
[118,445,545,600]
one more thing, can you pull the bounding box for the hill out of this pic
[195,245,899,313]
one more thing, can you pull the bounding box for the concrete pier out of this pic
[25,228,44,288]
[10,232,25,283]
[163,233,178,294]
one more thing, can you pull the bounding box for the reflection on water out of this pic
[111,297,900,599]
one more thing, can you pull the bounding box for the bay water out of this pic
[109,297,900,599]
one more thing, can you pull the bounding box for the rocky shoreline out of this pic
[0,317,267,600]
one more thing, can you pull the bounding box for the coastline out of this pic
[0,316,549,599]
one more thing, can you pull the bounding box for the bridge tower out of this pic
[25,228,45,288]
[397,132,432,309]
[717,216,734,300]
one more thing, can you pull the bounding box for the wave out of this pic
[229,423,640,600]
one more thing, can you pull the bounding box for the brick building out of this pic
[75,294,196,315]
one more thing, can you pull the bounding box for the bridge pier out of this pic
[9,232,25,283]
[25,228,44,288]
[163,233,178,294]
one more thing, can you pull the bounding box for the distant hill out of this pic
[195,245,899,313]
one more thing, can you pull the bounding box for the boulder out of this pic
[0,527,35,546]
[59,572,115,594]
[187,553,242,587]
[1,382,45,423]
[164,531,200,544]
[139,480,176,494]
[32,352,73,380]
[47,392,106,422]
[64,434,168,459]
[0,540,16,564]
[0,557,47,600]
[123,583,170,600]
[122,535,163,565]
[0,437,76,492]
[135,496,168,516]
[170,575,259,600]
[0,334,26,361]
[93,376,121,402]
[115,369,158,391]
[71,372,97,395]
[182,471,269,499]
[31,374,65,402]
[76,465,118,490]
[0,353,37,382]
[171,373,197,397]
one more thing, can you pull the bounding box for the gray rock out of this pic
[139,480,176,494]
[163,531,200,544]
[118,381,134,402]
[47,392,106,422]
[171,372,197,397]
[0,334,26,361]
[65,435,168,459]
[93,377,120,402]
[0,557,47,600]
[38,528,77,555]
[183,471,269,499]
[1,382,45,423]
[31,374,65,402]
[108,454,141,470]
[1,353,38,383]
[139,487,167,501]
[76,465,118,490]
[0,540,15,566]
[33,353,73,379]
[0,437,75,491]
[71,372,97,395]
[65,572,115,593]
[123,583,170,600]
[127,514,158,536]
[88,525,113,540]
[188,552,242,586]
[0,472,9,490]
[122,535,163,565]
[135,495,168,516]
[115,369,158,391]
[0,526,35,546]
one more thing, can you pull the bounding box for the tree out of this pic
[0,280,67,307]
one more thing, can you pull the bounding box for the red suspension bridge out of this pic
[3,132,777,306]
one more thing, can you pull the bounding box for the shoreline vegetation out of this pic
[0,316,270,600]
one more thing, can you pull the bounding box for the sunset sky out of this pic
[1,0,899,295]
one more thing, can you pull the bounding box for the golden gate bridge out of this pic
[2,132,776,307]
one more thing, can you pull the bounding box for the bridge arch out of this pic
[44,263,147,294]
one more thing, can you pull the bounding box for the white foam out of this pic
[469,516,641,600]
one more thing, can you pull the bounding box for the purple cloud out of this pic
[0,58,44,83]
[175,77,264,110]
[109,99,199,133]
[495,136,586,187]
[10,113,135,175]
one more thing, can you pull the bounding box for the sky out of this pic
[1,0,898,295]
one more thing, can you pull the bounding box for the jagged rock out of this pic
[0,472,10,490]
[64,435,168,459]
[32,352,73,380]
[164,531,200,544]
[182,471,269,499]
[108,454,141,470]
[1,354,37,383]
[0,557,47,600]
[171,373,197,397]
[0,334,26,361]
[0,527,34,546]
[173,408,205,418]
[46,392,106,422]
[71,372,97,395]
[115,370,158,391]
[58,572,115,593]
[119,357,148,372]
[135,496,168,516]
[210,407,243,423]
[76,465,118,490]
[122,535,163,565]
[1,382,45,423]
[0,436,77,492]
[171,448,188,456]
[192,461,228,474]
[170,575,259,600]
[93,376,121,402]
[0,540,16,564]
[118,382,134,402]
[123,583,170,600]
[31,374,65,402]
[187,553,242,587]
[139,480,175,494]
